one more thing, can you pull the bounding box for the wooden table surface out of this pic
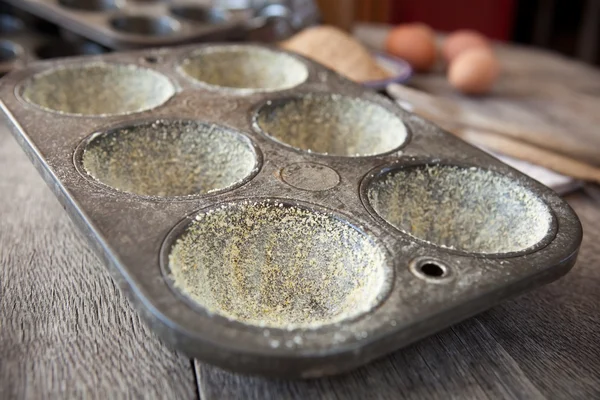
[2,44,600,399]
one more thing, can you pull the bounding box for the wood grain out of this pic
[195,194,600,399]
[476,199,600,399]
[0,127,197,399]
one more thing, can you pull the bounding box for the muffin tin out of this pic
[0,43,582,378]
[0,11,109,75]
[0,13,40,75]
[2,0,249,50]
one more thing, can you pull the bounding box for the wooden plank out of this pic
[195,194,600,399]
[0,126,197,399]
[196,319,542,400]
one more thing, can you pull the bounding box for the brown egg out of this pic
[448,48,499,94]
[385,23,437,72]
[443,30,489,62]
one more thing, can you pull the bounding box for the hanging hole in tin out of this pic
[20,63,175,116]
[58,0,119,11]
[167,201,392,330]
[255,93,407,156]
[110,15,179,36]
[180,46,308,92]
[420,263,445,278]
[80,120,258,197]
[410,258,452,282]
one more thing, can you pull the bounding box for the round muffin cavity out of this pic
[180,46,308,92]
[81,120,257,197]
[255,94,407,156]
[168,201,391,329]
[21,63,175,116]
[367,165,552,254]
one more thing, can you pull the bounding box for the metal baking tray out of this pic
[1,0,248,50]
[0,12,42,75]
[0,43,582,378]
[0,11,110,75]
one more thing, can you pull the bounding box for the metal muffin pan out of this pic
[2,0,248,50]
[0,13,40,75]
[0,43,582,378]
[0,11,109,75]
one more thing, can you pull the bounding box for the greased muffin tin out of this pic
[2,0,248,50]
[0,43,582,378]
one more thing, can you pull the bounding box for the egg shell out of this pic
[385,23,437,72]
[448,47,500,94]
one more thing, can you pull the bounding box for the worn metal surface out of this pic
[2,0,246,50]
[0,43,582,378]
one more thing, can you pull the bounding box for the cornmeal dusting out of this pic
[82,120,256,197]
[168,201,390,329]
[368,165,551,254]
[256,93,407,156]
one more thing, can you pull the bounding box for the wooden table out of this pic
[2,47,600,399]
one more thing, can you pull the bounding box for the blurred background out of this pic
[320,0,599,65]
[1,0,598,65]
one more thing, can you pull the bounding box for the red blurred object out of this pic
[389,0,516,41]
